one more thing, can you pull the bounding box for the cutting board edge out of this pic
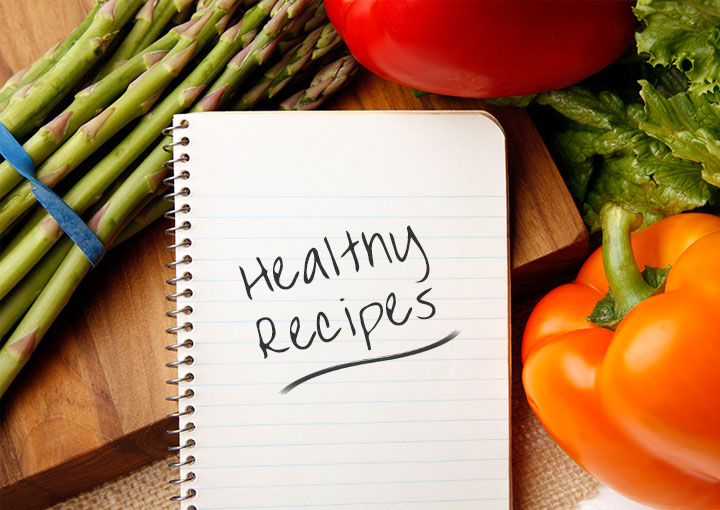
[0,415,175,510]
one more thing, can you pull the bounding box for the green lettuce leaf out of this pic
[537,87,714,231]
[522,4,720,232]
[635,0,720,98]
[639,79,720,185]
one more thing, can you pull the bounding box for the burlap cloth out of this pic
[47,301,599,510]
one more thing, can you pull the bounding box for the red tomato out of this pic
[326,0,637,98]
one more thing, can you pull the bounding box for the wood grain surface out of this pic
[0,1,588,508]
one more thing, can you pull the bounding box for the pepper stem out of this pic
[600,202,654,318]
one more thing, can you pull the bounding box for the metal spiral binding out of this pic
[163,119,198,509]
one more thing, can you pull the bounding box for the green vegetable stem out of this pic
[0,0,357,397]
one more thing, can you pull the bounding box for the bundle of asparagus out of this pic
[0,0,359,396]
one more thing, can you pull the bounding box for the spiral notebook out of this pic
[166,111,511,510]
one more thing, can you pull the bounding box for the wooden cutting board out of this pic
[0,1,588,508]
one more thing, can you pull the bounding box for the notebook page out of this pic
[172,111,510,510]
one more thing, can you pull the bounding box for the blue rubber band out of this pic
[0,122,105,267]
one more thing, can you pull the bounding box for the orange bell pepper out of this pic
[522,203,720,509]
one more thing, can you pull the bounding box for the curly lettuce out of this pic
[635,0,720,98]
[536,88,714,231]
[522,0,720,231]
[640,80,720,186]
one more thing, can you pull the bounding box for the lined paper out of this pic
[172,111,510,510]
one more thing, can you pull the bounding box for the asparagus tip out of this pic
[147,168,169,191]
[81,107,116,140]
[38,164,70,188]
[185,9,213,39]
[268,76,292,98]
[267,3,291,33]
[230,40,253,67]
[279,90,304,110]
[166,42,198,75]
[240,27,259,47]
[38,217,63,240]
[243,81,269,107]
[144,49,169,67]
[140,90,164,113]
[287,0,312,18]
[221,20,245,43]
[13,79,38,99]
[324,74,351,96]
[216,12,234,35]
[7,329,38,361]
[78,82,99,96]
[313,24,341,60]
[281,54,358,110]
[196,86,228,112]
[137,0,157,22]
[6,65,30,87]
[256,37,281,65]
[97,0,119,21]
[174,16,201,36]
[269,0,287,16]
[42,111,74,142]
[180,85,207,105]
[88,204,109,233]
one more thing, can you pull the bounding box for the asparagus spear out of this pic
[0,0,351,396]
[194,0,318,110]
[0,1,242,249]
[0,0,292,301]
[0,40,201,232]
[0,238,73,341]
[0,44,355,361]
[114,194,172,245]
[0,169,167,341]
[0,49,167,200]
[0,6,234,232]
[0,0,148,140]
[173,0,199,24]
[0,1,106,112]
[0,2,234,200]
[0,126,175,394]
[232,22,341,110]
[95,0,195,79]
[280,53,358,110]
[0,7,333,394]
[277,1,326,53]
[137,0,199,53]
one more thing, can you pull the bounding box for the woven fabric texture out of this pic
[48,458,177,510]
[47,301,598,510]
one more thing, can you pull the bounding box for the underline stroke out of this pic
[280,330,461,394]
